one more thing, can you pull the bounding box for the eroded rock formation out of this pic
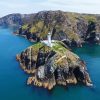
[16,41,92,90]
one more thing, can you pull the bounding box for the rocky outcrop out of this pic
[16,41,92,90]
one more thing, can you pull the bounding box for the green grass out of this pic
[22,24,28,30]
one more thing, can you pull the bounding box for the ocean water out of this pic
[0,27,100,100]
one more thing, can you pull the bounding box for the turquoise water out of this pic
[0,28,100,100]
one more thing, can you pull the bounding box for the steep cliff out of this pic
[16,11,100,46]
[16,41,92,90]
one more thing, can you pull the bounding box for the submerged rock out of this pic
[16,41,92,90]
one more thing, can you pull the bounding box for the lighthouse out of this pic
[48,32,52,47]
[41,31,53,47]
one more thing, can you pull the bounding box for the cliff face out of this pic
[0,14,22,26]
[15,11,100,46]
[0,13,35,27]
[16,41,92,90]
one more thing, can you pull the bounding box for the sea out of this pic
[0,27,100,100]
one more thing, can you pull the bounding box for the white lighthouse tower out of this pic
[41,31,53,47]
[47,32,52,47]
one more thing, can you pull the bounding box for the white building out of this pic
[41,32,54,47]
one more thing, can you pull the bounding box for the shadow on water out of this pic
[72,43,100,57]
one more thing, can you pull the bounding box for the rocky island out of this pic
[16,31,92,90]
